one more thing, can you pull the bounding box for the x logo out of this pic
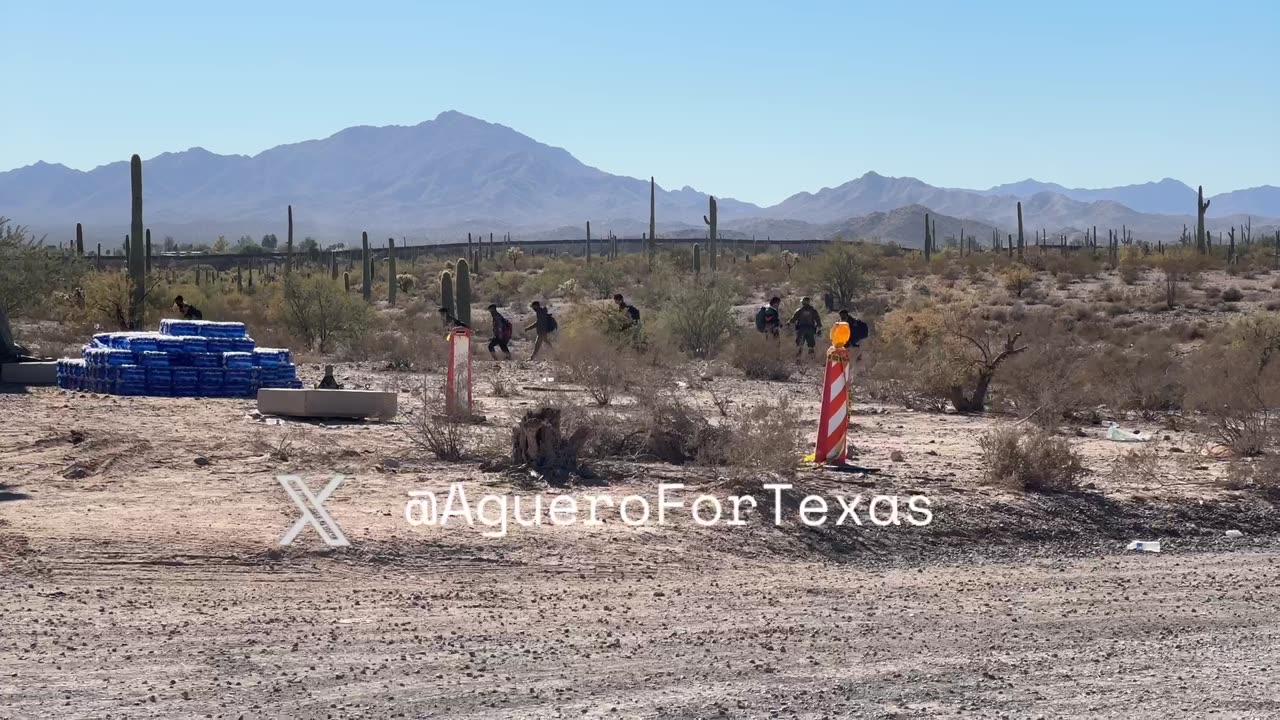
[278,475,350,547]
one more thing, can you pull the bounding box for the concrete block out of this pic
[258,388,397,420]
[1,361,58,385]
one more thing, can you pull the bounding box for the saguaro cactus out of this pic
[694,243,702,277]
[1196,185,1210,255]
[75,223,84,256]
[455,258,472,327]
[387,238,398,305]
[285,205,294,274]
[95,243,101,270]
[440,270,454,316]
[361,231,372,303]
[703,196,718,272]
[586,221,592,262]
[236,265,243,292]
[330,250,338,280]
[128,154,145,329]
[924,213,932,261]
[1016,201,1025,260]
[648,176,657,270]
[144,229,152,274]
[343,271,350,292]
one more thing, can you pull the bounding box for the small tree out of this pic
[805,242,871,310]
[661,279,737,358]
[506,246,524,270]
[278,275,371,352]
[1001,264,1034,297]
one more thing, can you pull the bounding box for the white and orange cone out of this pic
[813,322,852,465]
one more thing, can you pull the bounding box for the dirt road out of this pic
[3,370,1280,718]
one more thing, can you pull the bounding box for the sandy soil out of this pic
[3,358,1280,718]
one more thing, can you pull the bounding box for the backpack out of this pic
[754,306,768,332]
[545,314,558,333]
[498,317,513,341]
[849,318,870,346]
[626,305,640,322]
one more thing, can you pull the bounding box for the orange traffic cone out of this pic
[813,322,852,465]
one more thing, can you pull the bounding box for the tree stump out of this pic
[512,407,590,471]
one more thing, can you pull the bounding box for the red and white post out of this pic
[813,322,852,465]
[445,327,472,416]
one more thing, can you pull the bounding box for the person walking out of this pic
[754,296,782,337]
[487,304,513,360]
[525,301,557,360]
[788,296,822,356]
[837,309,870,349]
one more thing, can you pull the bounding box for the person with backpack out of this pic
[613,294,640,325]
[788,296,822,356]
[487,304,514,360]
[838,309,871,349]
[754,297,782,337]
[525,301,557,360]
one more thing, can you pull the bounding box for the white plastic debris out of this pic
[1106,422,1148,442]
[1126,540,1161,553]
[1225,530,1245,538]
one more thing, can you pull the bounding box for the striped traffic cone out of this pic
[813,323,852,465]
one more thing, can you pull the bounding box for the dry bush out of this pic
[557,324,632,406]
[1222,286,1245,302]
[1183,315,1280,456]
[1118,263,1142,285]
[696,397,803,476]
[871,302,1025,413]
[1000,321,1099,427]
[407,381,479,461]
[980,426,1086,492]
[730,331,791,381]
[1002,265,1034,297]
[1203,285,1222,299]
[354,313,448,370]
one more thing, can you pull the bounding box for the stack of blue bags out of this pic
[56,320,303,397]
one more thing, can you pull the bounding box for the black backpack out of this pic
[849,318,870,346]
[626,305,640,322]
[545,313,558,333]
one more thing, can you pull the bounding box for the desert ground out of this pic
[4,347,1280,719]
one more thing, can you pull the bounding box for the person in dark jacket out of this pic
[613,294,640,325]
[757,296,782,337]
[174,295,202,320]
[487,304,513,360]
[525,301,556,360]
[788,296,822,356]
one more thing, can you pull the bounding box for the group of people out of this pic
[756,296,868,356]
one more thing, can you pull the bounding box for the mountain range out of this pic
[1,111,1276,249]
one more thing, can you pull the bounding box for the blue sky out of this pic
[5,0,1277,205]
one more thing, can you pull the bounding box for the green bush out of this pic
[278,275,371,352]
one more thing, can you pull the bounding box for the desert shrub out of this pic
[799,242,875,310]
[0,218,87,322]
[355,313,448,370]
[407,381,478,461]
[1183,315,1280,456]
[557,324,632,406]
[396,274,415,294]
[1203,286,1222,299]
[980,426,1086,492]
[82,270,135,330]
[730,331,790,381]
[1000,323,1098,427]
[1100,335,1185,418]
[1055,272,1074,289]
[706,397,803,476]
[871,303,1025,413]
[1001,265,1034,297]
[577,262,626,300]
[660,279,737,358]
[1118,263,1142,285]
[1222,286,1245,302]
[278,274,372,352]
